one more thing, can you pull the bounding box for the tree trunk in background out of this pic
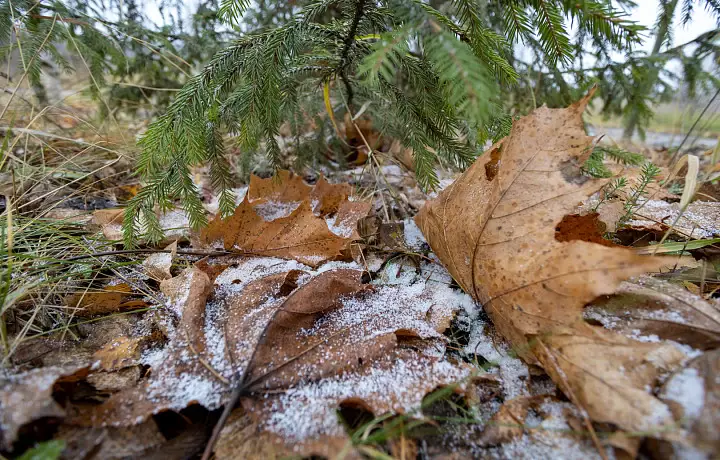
[623,0,678,139]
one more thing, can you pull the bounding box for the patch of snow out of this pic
[403,217,426,250]
[206,186,248,214]
[204,299,231,379]
[263,357,470,441]
[325,215,354,238]
[159,210,190,238]
[661,367,705,422]
[630,200,720,239]
[253,200,301,221]
[461,314,529,399]
[146,371,224,410]
[140,346,168,370]
[214,258,310,292]
[307,273,472,342]
[315,260,363,273]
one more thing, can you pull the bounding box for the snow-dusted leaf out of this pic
[142,241,177,281]
[0,365,87,450]
[586,276,720,350]
[202,171,370,267]
[656,349,719,458]
[226,349,473,459]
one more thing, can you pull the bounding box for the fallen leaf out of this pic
[627,200,720,239]
[55,418,165,459]
[65,255,475,460]
[232,349,472,458]
[0,365,87,450]
[143,241,177,281]
[92,208,190,243]
[477,396,531,446]
[65,283,147,317]
[416,91,687,438]
[202,171,370,267]
[246,170,311,203]
[586,276,720,350]
[309,176,351,216]
[656,349,719,457]
[86,366,142,392]
[92,336,142,371]
[90,208,124,241]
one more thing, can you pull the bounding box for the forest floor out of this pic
[1,85,720,460]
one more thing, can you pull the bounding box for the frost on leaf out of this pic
[59,256,474,459]
[201,170,371,267]
[416,90,688,438]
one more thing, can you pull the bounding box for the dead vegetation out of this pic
[1,87,720,460]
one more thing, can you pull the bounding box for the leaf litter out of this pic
[4,96,720,460]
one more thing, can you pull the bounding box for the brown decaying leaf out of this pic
[70,267,224,427]
[586,276,720,350]
[92,336,142,371]
[65,283,148,317]
[656,349,719,457]
[57,253,473,459]
[477,396,531,446]
[202,171,370,267]
[231,349,472,459]
[56,418,166,459]
[243,269,380,391]
[416,91,687,437]
[143,241,178,281]
[0,365,87,450]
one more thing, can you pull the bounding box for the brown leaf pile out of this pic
[201,171,371,267]
[3,251,474,458]
[416,91,689,440]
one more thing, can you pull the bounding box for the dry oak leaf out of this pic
[586,276,720,350]
[202,171,370,267]
[92,336,142,371]
[0,365,87,450]
[65,283,148,317]
[658,349,719,457]
[416,91,687,437]
[142,241,177,281]
[225,349,472,459]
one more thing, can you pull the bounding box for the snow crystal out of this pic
[147,371,224,410]
[462,316,529,399]
[325,215,353,237]
[214,258,310,292]
[661,367,705,422]
[630,200,720,239]
[140,346,168,370]
[403,217,426,250]
[263,357,470,441]
[206,186,248,214]
[308,273,472,341]
[253,200,301,221]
